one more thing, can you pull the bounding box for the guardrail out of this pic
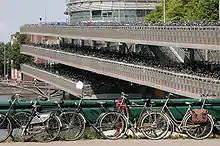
[20,25,220,50]
[21,45,220,98]
[0,98,220,123]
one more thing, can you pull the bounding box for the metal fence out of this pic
[21,45,220,98]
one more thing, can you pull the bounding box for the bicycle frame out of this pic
[161,99,192,132]
[74,97,112,133]
[160,93,211,133]
[21,101,59,136]
[1,98,26,131]
[116,93,151,131]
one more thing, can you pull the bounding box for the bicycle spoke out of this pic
[184,114,214,140]
[140,112,169,140]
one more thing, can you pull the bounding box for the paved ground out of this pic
[1,139,220,146]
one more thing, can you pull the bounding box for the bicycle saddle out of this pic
[97,101,107,105]
[142,99,151,103]
[30,100,41,108]
[185,102,194,105]
[149,101,156,106]
[54,100,64,105]
[32,104,41,108]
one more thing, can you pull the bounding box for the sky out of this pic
[0,0,66,42]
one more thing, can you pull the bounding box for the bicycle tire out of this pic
[140,112,169,140]
[99,111,127,140]
[11,112,31,141]
[59,112,85,141]
[183,114,214,140]
[0,114,12,142]
[163,120,174,139]
[34,115,61,142]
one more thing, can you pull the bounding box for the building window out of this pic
[92,10,101,18]
[108,12,112,17]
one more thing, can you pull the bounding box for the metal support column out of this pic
[189,48,195,63]
[63,91,66,100]
[205,50,209,61]
[71,39,75,46]
[81,40,84,47]
[92,41,97,49]
[60,38,65,47]
[120,43,126,54]
[106,42,111,50]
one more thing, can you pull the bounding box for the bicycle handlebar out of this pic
[165,93,176,99]
[121,92,128,97]
[9,94,24,103]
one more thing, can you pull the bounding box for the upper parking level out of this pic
[20,24,220,50]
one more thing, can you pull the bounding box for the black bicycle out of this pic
[61,96,127,140]
[0,94,31,142]
[20,99,61,142]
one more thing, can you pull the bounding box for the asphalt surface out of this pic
[1,139,219,146]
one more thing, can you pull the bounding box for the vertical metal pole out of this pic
[45,7,47,23]
[124,0,126,21]
[219,0,220,20]
[163,0,166,23]
[68,4,71,23]
[111,1,113,21]
[82,87,84,99]
[89,2,92,21]
[4,46,6,79]
[118,0,121,22]
[136,0,137,22]
[205,50,208,61]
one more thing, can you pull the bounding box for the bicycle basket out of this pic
[191,109,208,124]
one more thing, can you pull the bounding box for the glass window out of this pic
[92,10,101,18]
[103,13,107,17]
[108,12,112,17]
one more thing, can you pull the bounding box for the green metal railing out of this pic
[2,98,220,123]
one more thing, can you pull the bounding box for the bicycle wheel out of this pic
[99,112,127,140]
[140,112,169,140]
[34,115,61,142]
[183,114,214,140]
[59,112,85,141]
[11,112,31,141]
[0,114,12,142]
[163,120,174,139]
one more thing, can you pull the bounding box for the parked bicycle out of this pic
[57,95,127,140]
[0,94,31,142]
[104,92,170,140]
[15,99,61,142]
[158,93,214,140]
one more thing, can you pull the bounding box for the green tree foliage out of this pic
[145,4,163,21]
[8,33,34,69]
[0,33,33,77]
[145,0,219,21]
[0,43,5,76]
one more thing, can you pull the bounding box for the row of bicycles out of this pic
[0,93,218,142]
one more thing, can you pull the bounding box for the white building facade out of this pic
[65,0,159,22]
